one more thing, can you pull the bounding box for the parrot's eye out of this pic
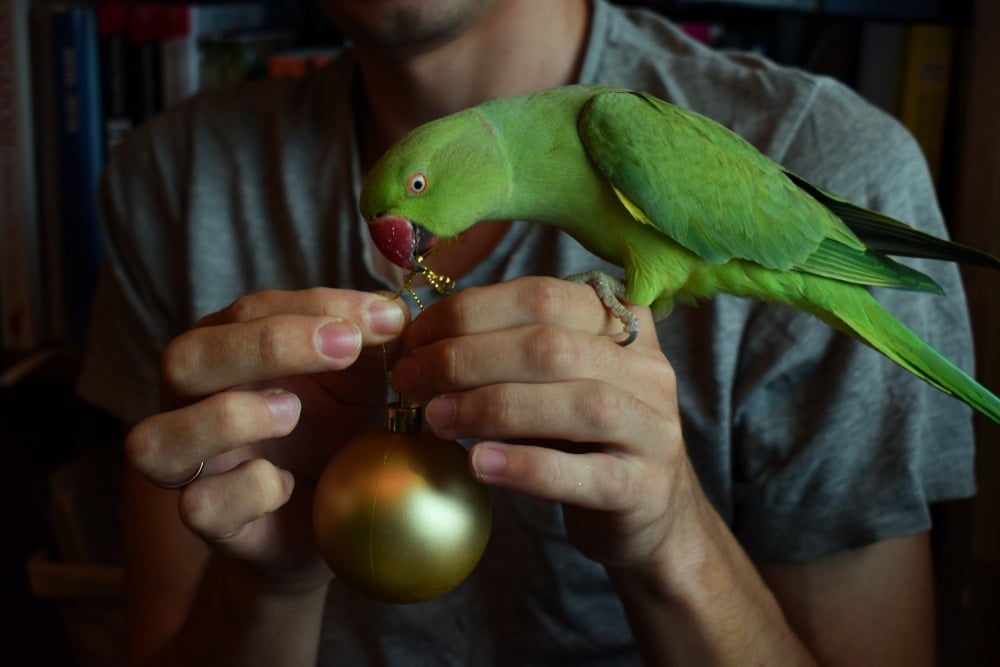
[406,171,429,196]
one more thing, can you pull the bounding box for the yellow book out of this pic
[898,24,955,186]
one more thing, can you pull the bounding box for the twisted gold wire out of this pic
[381,234,463,399]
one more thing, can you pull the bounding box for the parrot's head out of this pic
[360,107,510,271]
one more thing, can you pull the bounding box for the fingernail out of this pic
[472,445,506,478]
[266,390,301,426]
[368,299,406,336]
[317,320,361,359]
[424,396,455,432]
[391,358,419,394]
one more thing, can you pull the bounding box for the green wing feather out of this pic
[578,91,942,293]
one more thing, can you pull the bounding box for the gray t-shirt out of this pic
[79,0,976,663]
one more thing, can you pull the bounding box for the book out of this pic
[160,3,197,109]
[824,0,944,20]
[856,22,906,116]
[0,0,44,351]
[96,1,132,154]
[673,0,819,10]
[199,29,293,91]
[159,2,269,109]
[30,2,66,343]
[268,47,337,78]
[50,5,104,344]
[897,23,954,186]
[126,3,164,125]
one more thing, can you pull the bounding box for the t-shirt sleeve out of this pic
[76,116,189,425]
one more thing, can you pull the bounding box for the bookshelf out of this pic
[0,3,341,662]
[0,0,342,360]
[643,0,968,21]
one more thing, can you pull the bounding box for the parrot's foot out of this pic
[565,270,638,346]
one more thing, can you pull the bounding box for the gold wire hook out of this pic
[380,234,463,401]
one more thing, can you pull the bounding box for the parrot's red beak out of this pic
[367,215,430,272]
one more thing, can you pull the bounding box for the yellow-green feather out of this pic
[805,278,1000,423]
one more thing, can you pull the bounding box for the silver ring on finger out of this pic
[156,461,205,490]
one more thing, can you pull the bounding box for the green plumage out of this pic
[360,84,1000,424]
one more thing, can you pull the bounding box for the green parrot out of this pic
[359,84,1000,424]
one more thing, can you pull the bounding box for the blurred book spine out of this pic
[199,29,292,89]
[0,0,43,350]
[897,23,954,185]
[50,5,104,344]
[161,3,269,106]
[96,1,131,154]
[31,2,66,343]
[126,3,163,126]
[856,22,906,116]
[268,47,336,78]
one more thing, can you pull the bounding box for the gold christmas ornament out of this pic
[313,402,493,603]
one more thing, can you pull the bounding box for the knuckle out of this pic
[439,289,479,333]
[592,460,635,510]
[242,457,274,485]
[123,419,160,475]
[225,292,270,323]
[245,458,287,503]
[255,319,289,367]
[160,333,197,394]
[179,459,286,541]
[209,391,258,440]
[177,483,221,537]
[521,277,569,321]
[303,286,346,319]
[523,450,566,495]
[652,351,677,387]
[432,338,463,387]
[479,384,517,429]
[576,383,624,433]
[662,418,684,455]
[528,326,579,378]
[542,460,566,495]
[650,358,679,405]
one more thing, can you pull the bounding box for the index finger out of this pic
[162,289,409,399]
[195,287,407,333]
[404,276,651,348]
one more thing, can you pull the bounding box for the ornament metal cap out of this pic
[387,400,422,435]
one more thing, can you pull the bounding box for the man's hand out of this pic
[389,275,697,571]
[125,287,409,587]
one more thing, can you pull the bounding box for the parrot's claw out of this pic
[565,270,639,346]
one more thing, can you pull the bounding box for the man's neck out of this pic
[354,0,591,169]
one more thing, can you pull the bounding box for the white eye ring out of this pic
[406,171,429,196]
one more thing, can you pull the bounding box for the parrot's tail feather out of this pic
[786,171,1000,269]
[818,289,1000,425]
